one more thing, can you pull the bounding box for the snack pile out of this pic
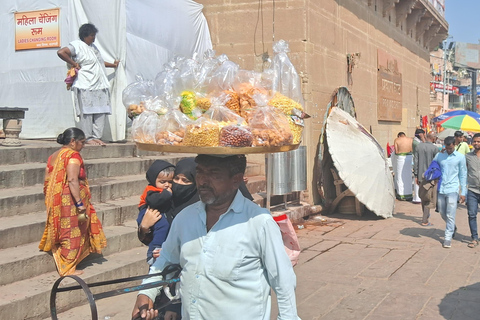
[124,40,307,149]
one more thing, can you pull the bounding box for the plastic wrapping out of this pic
[202,94,246,126]
[131,110,159,143]
[155,108,192,145]
[272,40,304,106]
[183,117,221,147]
[179,91,203,119]
[175,57,200,96]
[206,54,239,92]
[196,49,220,92]
[273,214,301,267]
[154,62,179,99]
[248,94,293,147]
[233,70,272,120]
[219,125,253,147]
[122,76,156,118]
[269,92,304,144]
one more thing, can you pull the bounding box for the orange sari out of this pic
[39,147,107,276]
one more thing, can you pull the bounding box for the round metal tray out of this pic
[135,143,300,154]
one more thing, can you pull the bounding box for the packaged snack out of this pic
[269,92,304,144]
[179,91,203,120]
[219,125,253,147]
[203,94,246,127]
[196,96,212,112]
[155,109,191,145]
[122,76,156,118]
[248,94,293,147]
[183,118,220,147]
[233,70,271,120]
[131,111,159,144]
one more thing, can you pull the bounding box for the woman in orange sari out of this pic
[39,127,107,276]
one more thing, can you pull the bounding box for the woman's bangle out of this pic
[75,201,84,208]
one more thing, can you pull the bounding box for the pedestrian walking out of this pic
[454,130,470,155]
[414,133,439,226]
[433,136,467,248]
[465,133,480,248]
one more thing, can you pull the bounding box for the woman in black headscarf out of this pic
[165,158,199,224]
[167,157,253,223]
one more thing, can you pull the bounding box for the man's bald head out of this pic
[426,133,436,142]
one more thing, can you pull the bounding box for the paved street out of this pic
[48,200,480,319]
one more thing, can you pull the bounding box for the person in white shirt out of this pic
[57,23,119,146]
[131,154,299,320]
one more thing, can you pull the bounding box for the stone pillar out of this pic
[2,119,23,146]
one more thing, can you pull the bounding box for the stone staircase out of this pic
[0,140,310,319]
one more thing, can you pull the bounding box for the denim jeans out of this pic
[437,192,458,241]
[467,190,480,240]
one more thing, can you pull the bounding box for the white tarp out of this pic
[0,0,212,140]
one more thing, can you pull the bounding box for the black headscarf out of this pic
[146,160,175,186]
[166,158,199,224]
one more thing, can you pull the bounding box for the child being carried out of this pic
[137,160,175,265]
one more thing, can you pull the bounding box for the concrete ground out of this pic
[47,200,480,320]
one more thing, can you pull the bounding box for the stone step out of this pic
[0,195,140,250]
[0,141,138,165]
[0,175,145,218]
[0,154,265,189]
[0,172,267,218]
[0,220,144,287]
[0,246,148,320]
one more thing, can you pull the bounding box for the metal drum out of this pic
[290,146,307,191]
[268,151,292,195]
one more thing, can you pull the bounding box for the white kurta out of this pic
[69,40,111,115]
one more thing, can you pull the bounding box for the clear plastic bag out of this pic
[202,94,246,127]
[206,54,239,92]
[233,70,272,120]
[154,61,179,99]
[179,91,204,120]
[174,56,200,96]
[122,76,156,118]
[183,117,221,147]
[268,92,304,144]
[248,94,293,147]
[131,110,159,144]
[219,125,253,147]
[196,49,220,92]
[272,40,304,106]
[155,108,192,145]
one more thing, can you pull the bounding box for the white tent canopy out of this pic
[1,0,212,140]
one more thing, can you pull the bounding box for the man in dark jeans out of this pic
[465,133,480,248]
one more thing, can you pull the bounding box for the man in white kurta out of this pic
[132,154,299,320]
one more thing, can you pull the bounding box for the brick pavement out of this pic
[48,200,480,319]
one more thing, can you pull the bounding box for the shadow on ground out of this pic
[77,253,108,270]
[439,282,480,320]
[324,209,383,221]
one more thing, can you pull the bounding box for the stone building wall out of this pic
[198,0,445,204]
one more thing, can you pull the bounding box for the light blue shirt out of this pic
[139,190,300,320]
[433,150,467,196]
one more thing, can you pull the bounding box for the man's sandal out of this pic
[468,240,479,248]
